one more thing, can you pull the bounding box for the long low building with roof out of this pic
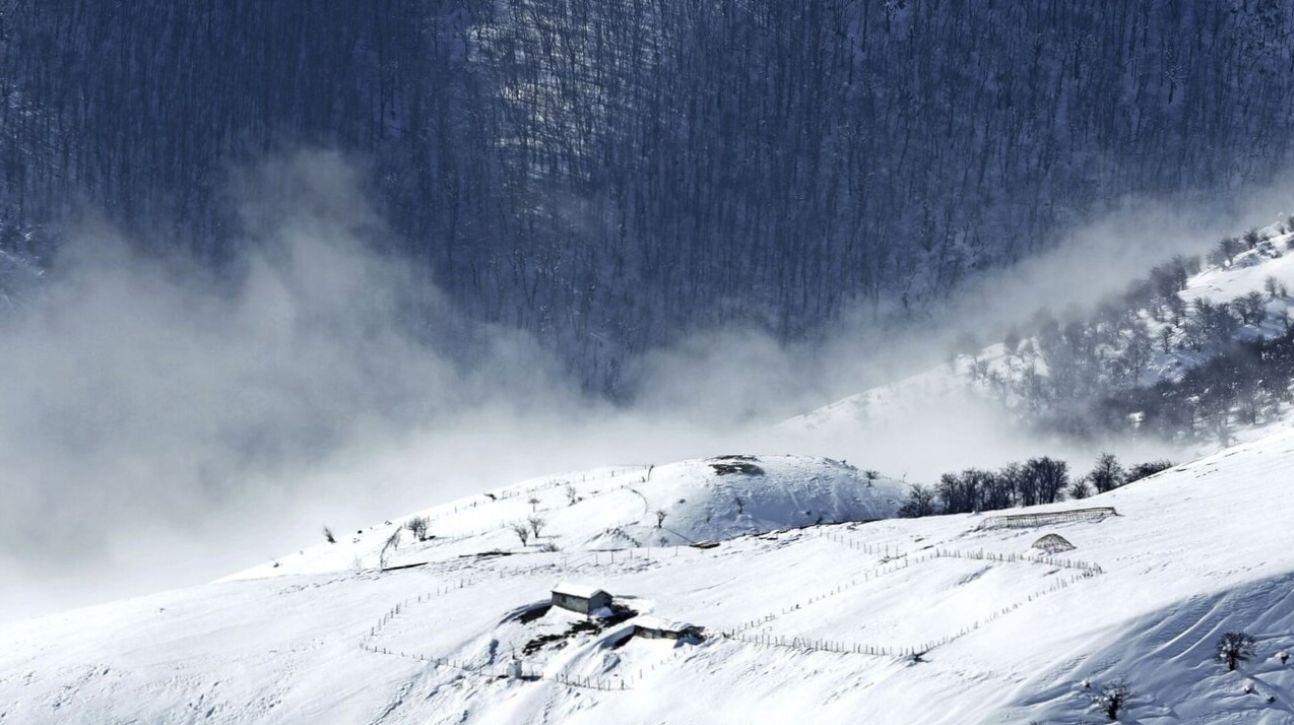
[632,615,702,641]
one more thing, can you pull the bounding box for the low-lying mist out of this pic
[1,151,1280,621]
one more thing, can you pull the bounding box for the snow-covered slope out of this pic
[4,435,1294,723]
[224,455,905,581]
[785,219,1294,443]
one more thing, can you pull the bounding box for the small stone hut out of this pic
[551,581,612,614]
[632,615,701,641]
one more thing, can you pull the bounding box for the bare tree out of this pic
[1236,291,1266,325]
[862,470,880,487]
[655,509,667,528]
[564,484,579,506]
[1158,324,1174,354]
[1217,632,1257,671]
[511,523,531,546]
[528,497,540,512]
[527,516,546,539]
[1024,457,1068,504]
[937,468,998,513]
[323,526,336,544]
[379,528,401,569]
[405,516,429,541]
[1266,275,1285,300]
[1067,479,1091,500]
[898,484,937,518]
[1091,680,1130,721]
[1087,453,1124,493]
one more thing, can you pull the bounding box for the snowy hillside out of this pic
[4,436,1294,723]
[225,455,905,580]
[785,218,1294,447]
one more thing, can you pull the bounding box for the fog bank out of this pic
[4,152,1284,621]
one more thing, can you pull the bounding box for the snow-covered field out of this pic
[3,438,1293,723]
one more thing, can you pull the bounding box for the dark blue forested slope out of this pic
[3,0,1294,390]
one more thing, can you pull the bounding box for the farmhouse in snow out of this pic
[551,582,612,614]
[632,615,701,641]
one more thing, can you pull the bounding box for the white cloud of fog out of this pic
[651,184,1294,416]
[0,151,628,620]
[2,151,1286,622]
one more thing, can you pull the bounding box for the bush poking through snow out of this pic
[527,516,546,539]
[1090,680,1131,721]
[511,523,530,546]
[1217,632,1257,671]
[1125,460,1174,484]
[405,516,429,541]
[1067,479,1091,500]
[323,526,336,544]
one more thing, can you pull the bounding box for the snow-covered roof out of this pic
[551,581,609,599]
[633,615,696,633]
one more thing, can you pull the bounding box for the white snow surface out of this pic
[3,437,1294,723]
[221,455,904,581]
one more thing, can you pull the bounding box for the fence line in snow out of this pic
[359,578,632,692]
[719,569,1099,659]
[714,534,1105,658]
[976,507,1119,530]
[819,531,1103,573]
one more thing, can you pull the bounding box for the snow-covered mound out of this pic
[4,431,1294,723]
[225,454,905,580]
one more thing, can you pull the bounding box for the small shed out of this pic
[551,581,612,615]
[1031,533,1076,554]
[632,615,701,641]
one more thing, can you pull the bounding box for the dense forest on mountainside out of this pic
[5,1,1294,390]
